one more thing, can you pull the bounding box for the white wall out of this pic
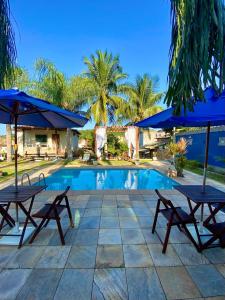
[18,129,78,156]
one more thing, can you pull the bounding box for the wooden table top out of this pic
[174,185,225,204]
[0,185,47,203]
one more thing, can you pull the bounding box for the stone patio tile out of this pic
[0,269,31,300]
[117,200,131,208]
[73,229,99,245]
[204,297,225,300]
[131,200,148,208]
[30,228,56,246]
[48,228,75,246]
[101,207,118,217]
[126,267,166,300]
[6,246,45,269]
[216,264,225,278]
[16,269,62,300]
[204,248,225,264]
[83,208,101,217]
[119,217,139,229]
[118,208,136,217]
[71,200,88,208]
[129,195,143,201]
[187,265,225,298]
[137,216,152,228]
[157,227,191,243]
[157,266,201,299]
[173,243,209,265]
[92,268,128,300]
[103,195,117,201]
[98,229,121,245]
[55,269,94,300]
[102,200,117,207]
[89,195,103,201]
[133,207,152,217]
[66,245,97,268]
[121,229,145,244]
[142,228,161,243]
[86,201,102,208]
[35,246,71,268]
[0,246,17,268]
[79,216,100,229]
[100,217,120,228]
[148,244,182,266]
[116,195,129,201]
[123,245,153,267]
[146,200,158,208]
[96,245,124,268]
[89,194,103,201]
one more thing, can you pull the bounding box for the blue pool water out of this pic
[40,168,178,190]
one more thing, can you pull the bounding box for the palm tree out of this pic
[0,0,16,88]
[0,0,17,162]
[33,59,90,158]
[166,0,225,114]
[117,74,163,123]
[83,50,127,125]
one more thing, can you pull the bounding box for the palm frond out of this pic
[0,0,16,88]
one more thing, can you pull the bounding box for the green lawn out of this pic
[184,160,225,184]
[0,159,57,183]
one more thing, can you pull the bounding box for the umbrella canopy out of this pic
[135,87,225,128]
[135,87,225,191]
[0,89,89,190]
[0,89,88,128]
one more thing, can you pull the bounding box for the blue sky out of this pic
[1,0,171,134]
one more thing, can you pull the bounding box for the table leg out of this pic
[19,202,37,227]
[18,196,36,249]
[204,203,225,226]
[186,198,202,249]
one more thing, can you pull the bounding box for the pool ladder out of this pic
[21,172,46,189]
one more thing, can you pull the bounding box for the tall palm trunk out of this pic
[6,124,12,162]
[66,128,73,159]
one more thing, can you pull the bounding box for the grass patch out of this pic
[184,160,225,184]
[0,159,58,183]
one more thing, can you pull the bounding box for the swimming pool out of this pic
[40,168,178,190]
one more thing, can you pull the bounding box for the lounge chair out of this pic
[29,186,74,245]
[152,189,200,253]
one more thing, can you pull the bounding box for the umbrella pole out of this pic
[14,115,18,192]
[202,122,210,193]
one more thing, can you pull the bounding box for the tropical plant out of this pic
[166,0,225,114]
[33,59,90,158]
[117,74,163,124]
[83,50,127,125]
[167,137,188,176]
[0,0,16,88]
[4,67,30,161]
[33,58,68,107]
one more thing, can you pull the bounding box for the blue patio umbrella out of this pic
[135,87,225,190]
[0,89,89,189]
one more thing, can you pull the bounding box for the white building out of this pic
[17,126,80,158]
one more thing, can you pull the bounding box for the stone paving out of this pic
[0,188,225,300]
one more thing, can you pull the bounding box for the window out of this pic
[35,135,47,143]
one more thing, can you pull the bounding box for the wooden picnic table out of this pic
[0,185,46,248]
